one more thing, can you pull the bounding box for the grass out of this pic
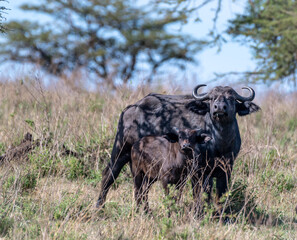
[0,75,296,239]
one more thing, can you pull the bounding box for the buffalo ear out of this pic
[196,130,212,144]
[201,133,212,143]
[186,101,210,115]
[236,101,261,116]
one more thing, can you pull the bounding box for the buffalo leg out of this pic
[214,174,230,222]
[191,173,213,201]
[191,174,201,201]
[216,175,229,203]
[96,152,130,208]
[204,176,213,203]
[216,158,232,202]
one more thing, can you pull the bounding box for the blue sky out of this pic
[1,0,260,90]
[180,0,255,80]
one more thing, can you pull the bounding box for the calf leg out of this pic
[162,180,177,217]
[174,174,188,203]
[134,173,145,211]
[142,178,154,213]
[161,176,185,200]
[162,180,169,196]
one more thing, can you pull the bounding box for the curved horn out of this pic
[234,86,255,102]
[192,84,210,101]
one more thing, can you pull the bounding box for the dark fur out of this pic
[131,128,210,212]
[96,86,260,208]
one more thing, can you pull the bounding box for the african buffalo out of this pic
[96,85,260,208]
[131,128,211,212]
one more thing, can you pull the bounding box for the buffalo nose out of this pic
[214,102,227,111]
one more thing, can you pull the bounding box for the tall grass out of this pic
[0,75,296,239]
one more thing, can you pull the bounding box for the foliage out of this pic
[0,0,8,33]
[155,0,226,45]
[0,216,14,237]
[228,0,297,84]
[0,0,204,87]
[20,171,38,191]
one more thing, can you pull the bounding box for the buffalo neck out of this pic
[207,114,241,154]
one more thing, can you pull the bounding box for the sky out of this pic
[0,0,276,92]
[180,1,255,80]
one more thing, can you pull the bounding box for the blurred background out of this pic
[1,0,296,92]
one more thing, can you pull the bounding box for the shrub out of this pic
[21,171,37,191]
[0,216,14,237]
[29,148,60,177]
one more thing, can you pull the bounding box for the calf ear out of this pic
[186,101,210,115]
[236,101,261,116]
[163,132,179,143]
[172,127,179,135]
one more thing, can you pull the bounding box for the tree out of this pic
[154,0,231,47]
[0,0,8,33]
[0,0,204,87]
[228,0,297,84]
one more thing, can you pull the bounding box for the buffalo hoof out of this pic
[96,198,105,209]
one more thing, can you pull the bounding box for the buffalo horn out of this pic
[192,84,209,101]
[234,87,255,102]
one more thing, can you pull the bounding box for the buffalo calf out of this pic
[131,128,211,212]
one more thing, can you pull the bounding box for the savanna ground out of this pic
[0,75,296,239]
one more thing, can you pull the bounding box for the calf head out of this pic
[165,127,212,153]
[192,85,260,123]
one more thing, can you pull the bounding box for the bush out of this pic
[220,179,259,223]
[29,148,60,177]
[21,171,37,191]
[65,157,85,180]
[0,216,14,237]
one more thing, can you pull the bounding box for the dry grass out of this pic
[0,75,296,239]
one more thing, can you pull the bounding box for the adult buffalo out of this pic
[96,85,260,208]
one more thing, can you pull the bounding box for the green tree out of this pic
[155,0,231,47]
[0,0,8,33]
[228,0,297,84]
[0,0,204,87]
